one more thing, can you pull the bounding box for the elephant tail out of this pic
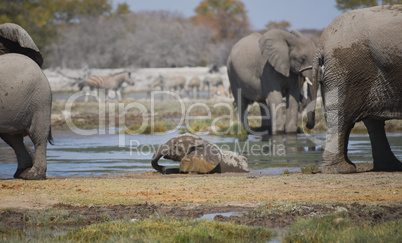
[48,126,54,145]
[306,47,323,129]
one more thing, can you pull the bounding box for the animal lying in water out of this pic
[151,133,249,174]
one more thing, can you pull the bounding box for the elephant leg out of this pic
[363,119,402,171]
[238,95,251,131]
[285,88,299,133]
[19,137,47,180]
[232,87,250,130]
[258,102,272,133]
[18,118,49,180]
[267,91,285,134]
[321,111,356,174]
[0,133,34,178]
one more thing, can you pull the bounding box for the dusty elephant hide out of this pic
[151,133,249,174]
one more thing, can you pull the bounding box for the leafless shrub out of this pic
[48,11,233,68]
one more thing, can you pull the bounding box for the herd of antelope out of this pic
[61,68,231,101]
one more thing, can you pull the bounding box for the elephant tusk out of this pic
[305,77,313,86]
[302,80,308,99]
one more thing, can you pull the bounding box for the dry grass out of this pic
[1,172,401,209]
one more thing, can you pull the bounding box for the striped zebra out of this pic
[79,72,135,102]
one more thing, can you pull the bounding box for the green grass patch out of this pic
[283,213,402,243]
[121,119,176,134]
[216,122,248,138]
[300,164,320,174]
[58,217,273,242]
[181,119,212,134]
[1,217,273,242]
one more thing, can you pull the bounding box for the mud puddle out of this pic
[1,202,401,237]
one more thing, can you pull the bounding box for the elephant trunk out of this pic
[151,147,166,174]
[306,49,321,129]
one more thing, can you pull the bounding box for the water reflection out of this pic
[0,131,401,179]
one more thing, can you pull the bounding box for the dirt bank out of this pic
[1,172,401,231]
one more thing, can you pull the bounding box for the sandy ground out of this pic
[1,172,401,230]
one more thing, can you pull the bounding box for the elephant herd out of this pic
[0,6,401,179]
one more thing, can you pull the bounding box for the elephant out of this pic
[0,23,43,67]
[0,23,52,180]
[0,54,53,179]
[227,29,315,135]
[151,133,249,174]
[306,6,402,174]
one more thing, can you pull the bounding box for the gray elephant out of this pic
[151,133,249,174]
[307,6,402,174]
[227,29,315,134]
[0,23,43,67]
[0,23,52,180]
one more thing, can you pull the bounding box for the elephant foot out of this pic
[372,158,402,172]
[321,149,357,174]
[17,166,46,180]
[321,162,356,174]
[252,125,272,134]
[13,168,29,178]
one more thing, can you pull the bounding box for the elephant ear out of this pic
[289,30,303,37]
[259,29,290,77]
[0,23,43,67]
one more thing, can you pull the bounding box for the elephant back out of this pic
[0,23,43,67]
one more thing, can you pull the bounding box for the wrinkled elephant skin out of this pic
[151,133,249,174]
[0,54,52,180]
[227,29,315,134]
[308,6,402,174]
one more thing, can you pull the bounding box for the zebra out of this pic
[152,75,186,93]
[79,71,135,102]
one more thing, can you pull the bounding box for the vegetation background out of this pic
[1,0,400,69]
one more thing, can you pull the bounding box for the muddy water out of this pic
[0,130,401,179]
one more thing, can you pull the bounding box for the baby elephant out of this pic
[151,133,249,174]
